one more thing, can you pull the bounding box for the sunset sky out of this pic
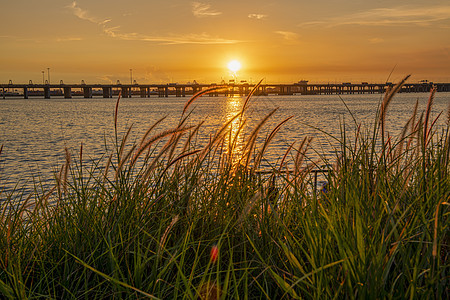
[1,0,449,84]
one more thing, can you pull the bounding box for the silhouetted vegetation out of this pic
[1,77,448,299]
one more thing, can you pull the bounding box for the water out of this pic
[1,92,448,196]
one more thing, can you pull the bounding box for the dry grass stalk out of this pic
[255,116,293,168]
[406,100,420,151]
[380,75,411,142]
[182,86,226,115]
[393,115,414,169]
[116,144,137,178]
[79,143,83,169]
[293,137,313,190]
[278,141,295,175]
[226,119,247,166]
[63,147,71,193]
[423,88,436,147]
[131,126,194,167]
[117,125,134,164]
[447,101,450,125]
[157,215,180,258]
[139,132,195,184]
[432,198,446,258]
[241,108,278,169]
[114,91,121,133]
[354,124,361,154]
[139,116,167,147]
[166,132,184,164]
[294,137,312,176]
[163,149,202,174]
[103,153,113,184]
[198,113,243,163]
[181,121,204,155]
[242,78,264,113]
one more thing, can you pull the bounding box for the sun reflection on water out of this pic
[223,95,245,166]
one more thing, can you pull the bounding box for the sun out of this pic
[227,60,241,73]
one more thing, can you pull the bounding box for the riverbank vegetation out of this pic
[1,77,448,299]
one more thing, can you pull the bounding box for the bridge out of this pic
[1,81,449,99]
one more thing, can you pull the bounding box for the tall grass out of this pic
[0,79,448,299]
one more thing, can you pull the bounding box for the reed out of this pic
[0,78,448,299]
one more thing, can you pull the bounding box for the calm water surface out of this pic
[1,92,448,195]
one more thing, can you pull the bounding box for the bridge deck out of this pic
[1,82,449,99]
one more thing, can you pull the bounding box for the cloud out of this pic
[369,38,384,44]
[68,1,101,24]
[68,1,236,45]
[191,2,222,18]
[248,14,267,20]
[299,5,450,27]
[274,31,300,44]
[104,27,239,44]
[56,37,83,42]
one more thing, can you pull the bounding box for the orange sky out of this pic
[1,0,449,84]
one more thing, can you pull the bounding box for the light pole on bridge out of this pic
[130,69,133,85]
[47,68,50,84]
[41,71,45,84]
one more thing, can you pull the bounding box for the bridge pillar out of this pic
[157,87,164,97]
[83,87,92,98]
[299,85,306,95]
[44,87,51,99]
[121,87,129,98]
[140,87,147,98]
[23,87,28,99]
[165,87,168,97]
[175,87,181,97]
[182,87,186,97]
[102,87,112,98]
[2,88,5,99]
[243,85,249,96]
[64,87,72,98]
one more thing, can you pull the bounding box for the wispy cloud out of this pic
[104,27,239,44]
[299,5,450,27]
[68,1,237,44]
[0,35,43,43]
[369,38,384,44]
[274,31,300,44]
[68,1,101,24]
[191,2,222,18]
[56,37,83,42]
[248,14,267,20]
